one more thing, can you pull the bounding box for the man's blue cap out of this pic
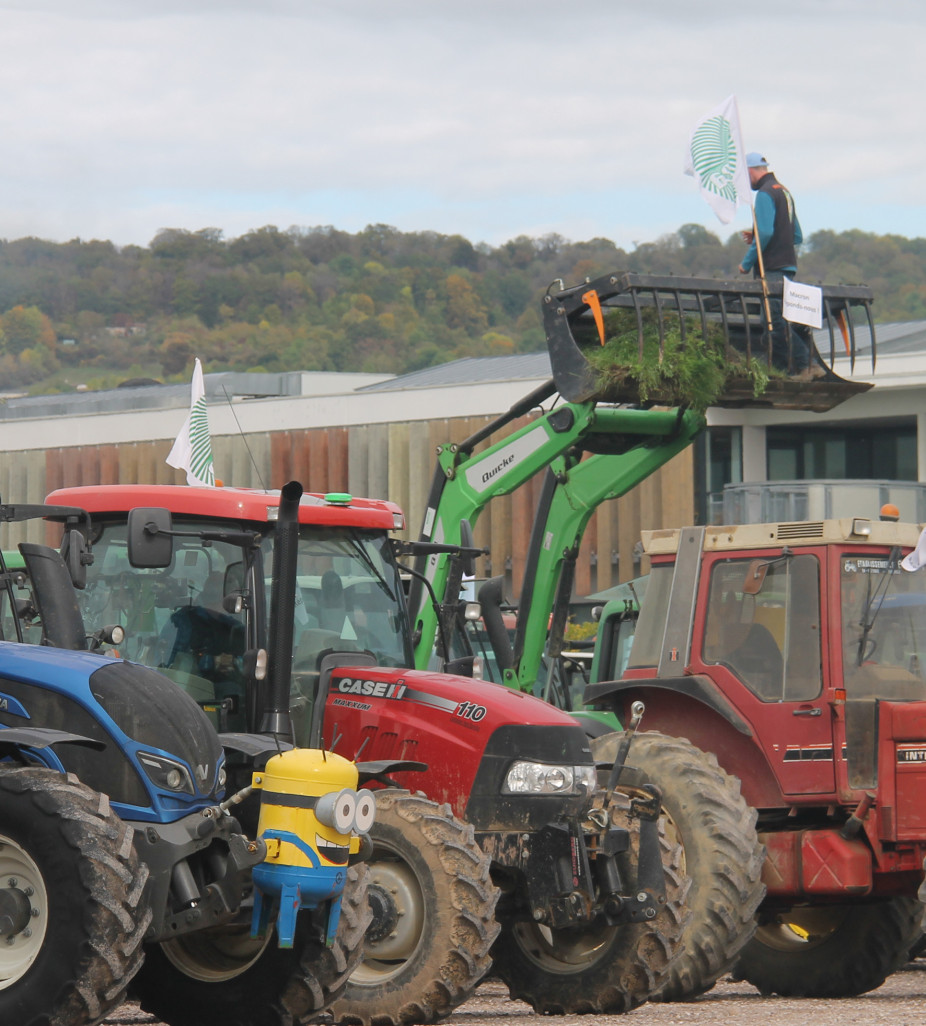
[746,152,768,168]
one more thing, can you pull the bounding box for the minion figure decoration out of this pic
[250,747,376,948]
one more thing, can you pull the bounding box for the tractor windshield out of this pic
[74,517,411,735]
[75,518,252,728]
[276,525,411,675]
[279,525,411,746]
[841,553,926,699]
[701,554,822,702]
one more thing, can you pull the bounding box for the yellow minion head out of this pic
[253,748,376,869]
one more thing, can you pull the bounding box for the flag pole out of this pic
[751,206,774,357]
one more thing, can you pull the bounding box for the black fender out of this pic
[0,726,105,752]
[355,759,428,787]
[217,737,428,789]
[218,731,294,759]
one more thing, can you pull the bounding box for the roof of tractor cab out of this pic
[45,483,404,531]
[642,516,923,555]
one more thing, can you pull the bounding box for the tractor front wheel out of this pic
[734,898,925,996]
[132,862,370,1026]
[490,791,685,1014]
[591,730,766,1001]
[0,767,150,1026]
[330,789,500,1025]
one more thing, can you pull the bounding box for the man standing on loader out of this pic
[739,151,817,378]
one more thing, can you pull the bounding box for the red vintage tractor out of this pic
[586,513,926,997]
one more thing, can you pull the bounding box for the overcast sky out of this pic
[2,0,923,253]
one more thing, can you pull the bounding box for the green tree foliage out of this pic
[0,223,922,394]
[0,304,60,386]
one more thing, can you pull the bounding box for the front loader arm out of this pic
[409,394,704,673]
[408,386,596,665]
[507,407,704,694]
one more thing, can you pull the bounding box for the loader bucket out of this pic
[543,272,876,413]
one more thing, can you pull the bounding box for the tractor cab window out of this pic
[76,520,250,729]
[0,553,43,644]
[702,554,822,702]
[268,526,411,677]
[267,525,411,745]
[840,553,926,700]
[627,564,674,669]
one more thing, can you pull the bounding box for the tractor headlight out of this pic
[503,761,598,796]
[138,752,196,795]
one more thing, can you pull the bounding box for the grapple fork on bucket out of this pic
[543,272,876,413]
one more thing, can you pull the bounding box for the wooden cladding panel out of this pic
[212,434,271,489]
[386,423,411,534]
[0,450,45,548]
[22,416,695,596]
[405,424,433,543]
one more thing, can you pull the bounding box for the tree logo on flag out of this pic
[690,114,740,204]
[166,357,215,487]
[188,391,215,486]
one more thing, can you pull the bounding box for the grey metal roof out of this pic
[0,371,311,421]
[859,320,926,355]
[815,318,926,358]
[358,353,552,392]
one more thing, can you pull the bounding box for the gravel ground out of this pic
[103,962,926,1026]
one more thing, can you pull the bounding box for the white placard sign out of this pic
[782,276,823,329]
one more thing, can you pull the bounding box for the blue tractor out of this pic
[0,501,372,1026]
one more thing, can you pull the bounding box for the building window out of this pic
[700,427,742,524]
[766,420,916,481]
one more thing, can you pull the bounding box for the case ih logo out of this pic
[334,677,460,715]
[336,678,408,700]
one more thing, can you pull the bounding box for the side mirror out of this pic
[127,507,174,568]
[223,593,246,615]
[460,519,476,578]
[63,528,91,590]
[444,655,476,678]
[743,559,768,595]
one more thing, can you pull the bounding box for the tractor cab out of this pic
[587,511,926,892]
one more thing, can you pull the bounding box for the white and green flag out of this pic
[684,95,750,224]
[167,358,215,486]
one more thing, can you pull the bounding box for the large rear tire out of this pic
[591,730,765,1001]
[331,789,500,1025]
[132,862,370,1026]
[0,767,150,1026]
[490,791,685,1014]
[734,898,925,997]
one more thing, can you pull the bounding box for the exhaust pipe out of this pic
[260,480,303,738]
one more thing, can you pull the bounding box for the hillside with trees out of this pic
[0,223,924,394]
